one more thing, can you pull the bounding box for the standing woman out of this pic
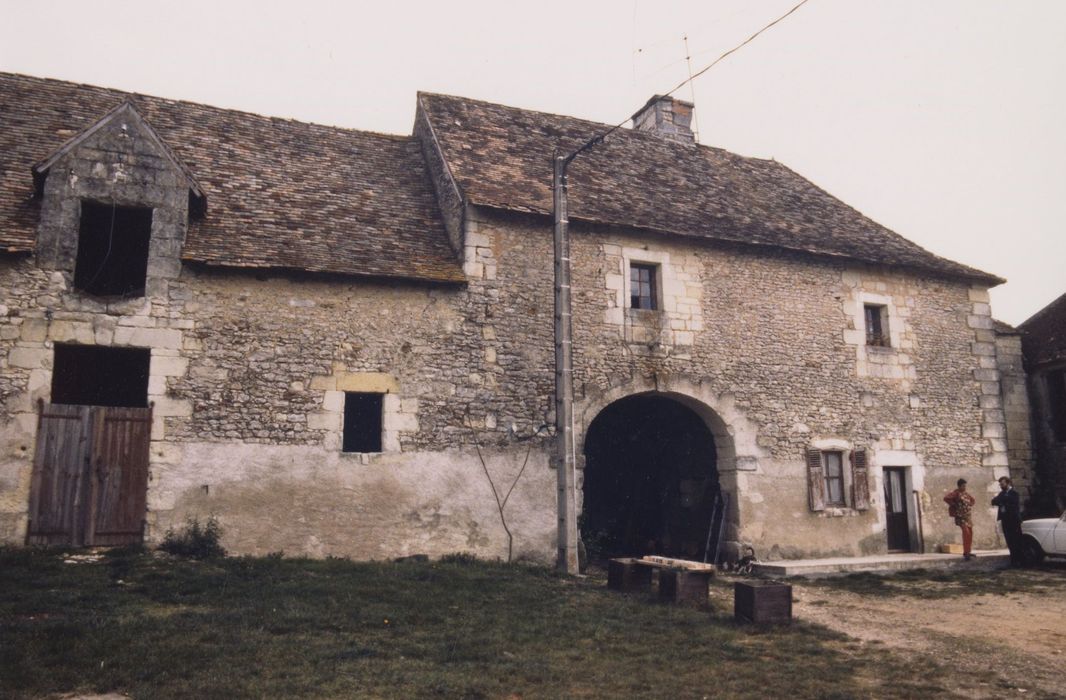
[944,478,976,560]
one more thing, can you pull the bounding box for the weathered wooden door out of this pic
[27,402,152,546]
[883,467,911,552]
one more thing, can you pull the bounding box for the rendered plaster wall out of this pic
[467,208,1006,559]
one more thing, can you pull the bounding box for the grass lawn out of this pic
[1,548,950,699]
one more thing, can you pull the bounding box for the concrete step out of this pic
[753,549,1011,578]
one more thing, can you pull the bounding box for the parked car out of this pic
[1020,512,1066,564]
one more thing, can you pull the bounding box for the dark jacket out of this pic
[991,488,1021,524]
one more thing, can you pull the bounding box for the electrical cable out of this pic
[565,0,812,164]
[83,198,117,292]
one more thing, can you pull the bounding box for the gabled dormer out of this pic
[31,101,205,300]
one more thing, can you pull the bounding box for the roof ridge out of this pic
[1,71,414,142]
[418,91,783,166]
[1018,290,1066,330]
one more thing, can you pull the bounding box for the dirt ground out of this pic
[712,568,1066,699]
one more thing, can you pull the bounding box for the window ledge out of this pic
[819,507,863,517]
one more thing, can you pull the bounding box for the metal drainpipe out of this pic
[553,153,579,574]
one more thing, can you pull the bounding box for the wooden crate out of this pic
[940,543,964,554]
[734,582,792,624]
[659,568,712,604]
[607,558,653,592]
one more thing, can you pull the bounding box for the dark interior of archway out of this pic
[582,395,718,562]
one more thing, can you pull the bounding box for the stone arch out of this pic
[577,374,764,561]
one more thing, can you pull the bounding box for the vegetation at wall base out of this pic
[158,516,226,560]
[0,548,982,699]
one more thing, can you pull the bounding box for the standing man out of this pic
[944,479,976,561]
[991,476,1023,567]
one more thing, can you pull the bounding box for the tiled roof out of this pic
[0,73,464,283]
[1019,291,1066,366]
[418,93,1002,285]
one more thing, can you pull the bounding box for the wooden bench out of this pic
[608,556,716,604]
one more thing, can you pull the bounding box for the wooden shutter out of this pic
[806,448,825,512]
[851,448,870,511]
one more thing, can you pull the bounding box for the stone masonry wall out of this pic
[994,329,1035,502]
[466,208,1006,558]
[0,126,1007,561]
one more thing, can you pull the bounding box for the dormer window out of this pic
[74,201,153,297]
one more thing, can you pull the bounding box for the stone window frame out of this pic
[623,253,666,315]
[341,391,384,453]
[863,303,890,348]
[854,293,900,351]
[309,372,419,455]
[629,262,659,311]
[73,199,155,299]
[806,438,867,515]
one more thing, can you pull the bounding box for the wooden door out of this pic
[883,467,911,552]
[88,407,153,546]
[26,404,93,545]
[27,402,151,546]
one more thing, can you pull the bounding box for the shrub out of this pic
[159,516,226,559]
[439,552,479,565]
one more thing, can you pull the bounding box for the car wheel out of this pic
[1021,537,1046,566]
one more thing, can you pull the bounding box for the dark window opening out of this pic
[74,201,153,297]
[51,344,150,407]
[864,304,888,347]
[630,263,658,310]
[823,451,845,506]
[343,392,383,453]
[1048,369,1066,442]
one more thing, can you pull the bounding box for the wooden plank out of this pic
[639,555,715,572]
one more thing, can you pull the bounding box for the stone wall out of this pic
[994,327,1035,503]
[465,208,1006,558]
[0,130,1009,560]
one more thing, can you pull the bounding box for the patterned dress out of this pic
[948,490,975,526]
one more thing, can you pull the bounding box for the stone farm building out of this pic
[1018,292,1066,512]
[0,72,1027,563]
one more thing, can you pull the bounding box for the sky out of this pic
[1,0,1062,325]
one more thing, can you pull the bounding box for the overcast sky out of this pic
[2,0,1062,325]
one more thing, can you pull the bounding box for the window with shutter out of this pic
[806,448,826,511]
[851,448,870,510]
[822,451,846,506]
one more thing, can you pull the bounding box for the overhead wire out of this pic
[565,0,812,164]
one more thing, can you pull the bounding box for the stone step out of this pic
[753,549,1011,578]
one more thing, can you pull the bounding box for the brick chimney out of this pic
[631,95,695,144]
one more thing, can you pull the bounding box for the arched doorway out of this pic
[582,393,719,561]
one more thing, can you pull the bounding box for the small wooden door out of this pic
[27,402,152,546]
[883,467,911,552]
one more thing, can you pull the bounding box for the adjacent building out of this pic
[1019,293,1066,514]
